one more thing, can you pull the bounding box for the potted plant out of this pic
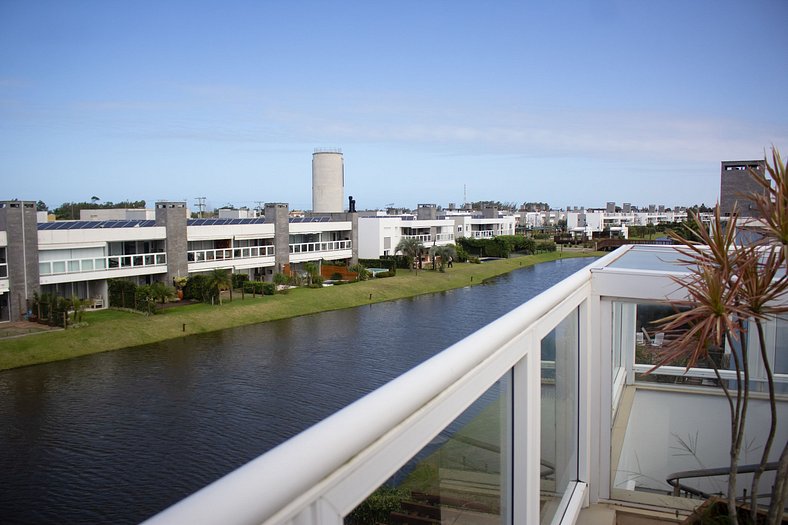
[650,147,787,524]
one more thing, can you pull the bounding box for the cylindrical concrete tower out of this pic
[312,149,344,212]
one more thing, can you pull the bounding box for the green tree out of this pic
[429,245,457,272]
[208,269,232,305]
[395,237,424,273]
[150,281,175,304]
[303,262,319,286]
[36,200,48,212]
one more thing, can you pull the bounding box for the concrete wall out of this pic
[155,202,188,284]
[265,203,290,274]
[720,160,766,217]
[312,151,344,213]
[0,201,40,320]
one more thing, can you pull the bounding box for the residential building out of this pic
[358,205,517,259]
[0,200,355,322]
[720,160,767,217]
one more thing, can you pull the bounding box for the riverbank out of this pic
[0,250,601,370]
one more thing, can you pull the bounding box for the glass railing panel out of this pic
[0,264,6,278]
[53,261,66,274]
[95,258,106,270]
[346,373,512,525]
[82,259,94,271]
[38,262,50,276]
[540,308,578,523]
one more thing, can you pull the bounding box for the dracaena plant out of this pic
[650,147,787,525]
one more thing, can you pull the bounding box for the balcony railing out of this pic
[289,240,351,254]
[403,233,455,242]
[471,230,496,238]
[188,245,275,263]
[0,263,6,279]
[402,234,431,242]
[145,251,620,525]
[39,252,167,276]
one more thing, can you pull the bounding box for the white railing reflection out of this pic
[289,240,351,254]
[188,245,275,263]
[434,232,454,241]
[39,252,167,276]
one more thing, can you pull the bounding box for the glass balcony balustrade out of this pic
[145,245,786,525]
[187,245,274,263]
[39,252,167,276]
[288,240,351,254]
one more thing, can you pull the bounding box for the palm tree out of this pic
[208,269,232,305]
[150,281,175,304]
[430,245,457,272]
[395,237,424,273]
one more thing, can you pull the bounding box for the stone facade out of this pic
[155,201,188,285]
[0,201,40,321]
[265,203,291,274]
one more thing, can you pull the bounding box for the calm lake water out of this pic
[0,257,593,524]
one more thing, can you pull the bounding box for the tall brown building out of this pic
[720,160,767,217]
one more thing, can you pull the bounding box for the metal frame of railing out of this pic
[39,252,167,276]
[145,252,619,525]
[288,240,351,254]
[188,245,275,263]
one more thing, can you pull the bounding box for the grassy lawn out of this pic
[0,250,601,370]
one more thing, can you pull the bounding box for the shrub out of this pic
[183,274,213,302]
[536,240,556,252]
[242,281,276,295]
[109,279,137,309]
[232,273,249,289]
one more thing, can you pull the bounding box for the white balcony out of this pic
[471,230,496,238]
[39,252,167,284]
[145,245,787,525]
[187,245,276,271]
[402,234,432,242]
[288,240,352,263]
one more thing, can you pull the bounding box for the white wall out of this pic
[614,388,787,496]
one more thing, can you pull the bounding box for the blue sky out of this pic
[1,1,787,212]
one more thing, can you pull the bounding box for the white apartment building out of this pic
[0,200,355,322]
[358,205,517,258]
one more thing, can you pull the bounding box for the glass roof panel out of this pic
[606,245,689,272]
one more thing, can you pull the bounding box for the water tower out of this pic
[312,149,344,212]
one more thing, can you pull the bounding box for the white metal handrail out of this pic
[144,253,617,525]
[434,232,455,241]
[188,245,274,263]
[289,240,351,254]
[402,234,431,242]
[38,252,167,276]
[471,230,496,238]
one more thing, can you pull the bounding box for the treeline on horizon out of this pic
[38,200,147,220]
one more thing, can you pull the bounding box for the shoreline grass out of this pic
[0,250,601,371]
